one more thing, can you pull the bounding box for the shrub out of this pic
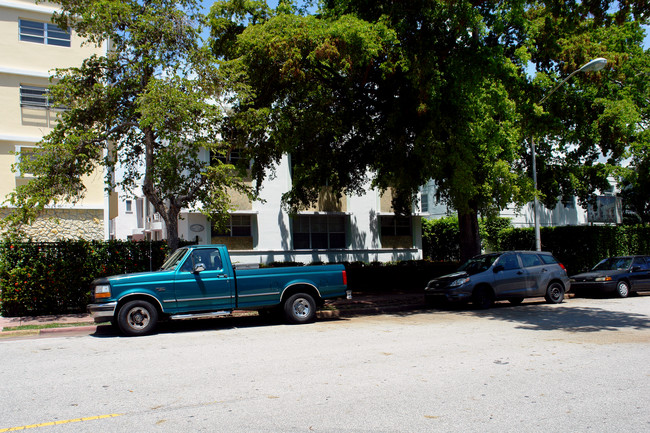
[498,225,650,275]
[422,216,460,261]
[423,215,513,259]
[480,217,513,252]
[0,240,171,316]
[423,219,650,275]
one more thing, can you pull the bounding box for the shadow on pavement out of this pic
[432,300,650,333]
[90,295,650,337]
[90,313,350,338]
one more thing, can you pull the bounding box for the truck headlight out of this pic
[94,284,112,299]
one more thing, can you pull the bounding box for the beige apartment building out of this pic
[0,0,112,241]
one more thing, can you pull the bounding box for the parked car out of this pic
[424,251,570,308]
[569,256,650,298]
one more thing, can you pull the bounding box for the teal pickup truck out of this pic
[88,244,349,336]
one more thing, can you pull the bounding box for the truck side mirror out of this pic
[193,263,206,273]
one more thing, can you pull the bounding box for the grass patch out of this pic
[3,322,107,331]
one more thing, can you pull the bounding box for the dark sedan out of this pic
[570,256,650,298]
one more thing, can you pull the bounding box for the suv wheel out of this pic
[544,282,565,304]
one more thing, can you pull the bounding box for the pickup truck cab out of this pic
[88,244,348,336]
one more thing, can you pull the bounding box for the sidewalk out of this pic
[0,291,425,337]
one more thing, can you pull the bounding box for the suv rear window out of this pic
[520,253,542,268]
[539,254,558,265]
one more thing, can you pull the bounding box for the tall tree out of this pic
[211,0,650,260]
[525,2,650,216]
[6,0,252,250]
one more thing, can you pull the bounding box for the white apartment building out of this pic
[420,179,622,227]
[0,0,113,240]
[114,152,425,264]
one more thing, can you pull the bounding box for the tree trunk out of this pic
[141,125,181,251]
[164,209,180,251]
[458,209,481,263]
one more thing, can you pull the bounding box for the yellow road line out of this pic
[0,413,122,432]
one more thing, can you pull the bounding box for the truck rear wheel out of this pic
[283,293,316,324]
[117,300,158,336]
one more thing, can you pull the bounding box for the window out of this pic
[212,215,252,237]
[19,20,70,47]
[293,215,346,249]
[498,254,521,271]
[521,253,543,268]
[213,147,245,165]
[125,200,133,213]
[421,193,429,213]
[632,257,649,270]
[180,248,223,272]
[380,216,412,237]
[14,146,41,177]
[540,254,559,265]
[20,85,50,109]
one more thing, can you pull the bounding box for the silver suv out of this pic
[424,251,570,308]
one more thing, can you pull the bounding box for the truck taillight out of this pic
[342,270,347,286]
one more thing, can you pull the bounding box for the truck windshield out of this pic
[457,254,500,275]
[160,248,189,271]
[592,257,632,271]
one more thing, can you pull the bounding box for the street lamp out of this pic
[531,57,607,251]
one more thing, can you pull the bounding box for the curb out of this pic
[0,329,40,339]
[39,325,98,335]
[0,325,99,339]
[318,302,424,318]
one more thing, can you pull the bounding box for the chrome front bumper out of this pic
[87,302,117,322]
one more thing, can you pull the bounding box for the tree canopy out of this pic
[6,0,252,249]
[211,0,650,260]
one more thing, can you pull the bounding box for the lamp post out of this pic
[531,57,607,251]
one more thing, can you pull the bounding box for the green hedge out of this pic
[265,259,459,292]
[422,216,460,261]
[422,216,512,261]
[422,219,650,275]
[0,239,456,317]
[499,225,650,275]
[0,240,171,317]
[344,260,458,293]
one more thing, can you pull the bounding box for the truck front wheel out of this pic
[284,293,316,324]
[117,300,158,336]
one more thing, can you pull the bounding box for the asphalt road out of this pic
[1,296,649,432]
